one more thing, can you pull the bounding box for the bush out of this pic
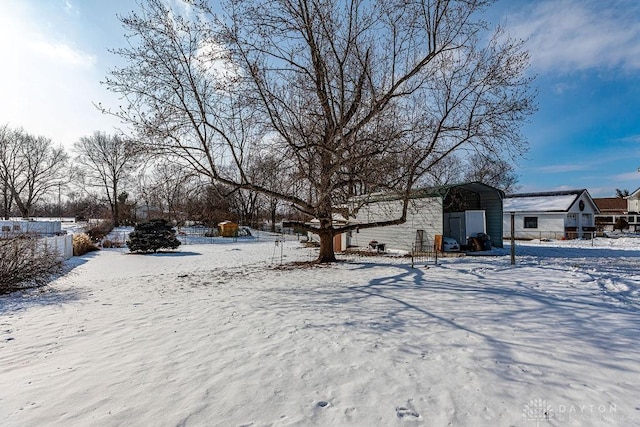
[614,217,629,231]
[0,236,62,294]
[101,239,124,248]
[73,233,100,256]
[127,219,181,253]
[86,220,114,242]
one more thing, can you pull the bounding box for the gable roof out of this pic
[628,187,640,200]
[593,197,627,214]
[503,189,590,213]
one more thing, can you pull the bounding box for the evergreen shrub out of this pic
[127,219,181,253]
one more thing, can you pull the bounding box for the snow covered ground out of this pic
[1,232,639,426]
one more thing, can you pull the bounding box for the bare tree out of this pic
[0,126,69,218]
[462,152,519,193]
[249,153,292,231]
[0,124,14,219]
[147,159,198,223]
[73,131,139,227]
[103,0,535,262]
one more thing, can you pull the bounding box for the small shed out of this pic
[503,189,599,239]
[218,220,238,237]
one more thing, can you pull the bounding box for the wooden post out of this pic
[510,212,515,265]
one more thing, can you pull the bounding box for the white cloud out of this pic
[29,39,96,68]
[505,0,640,73]
[65,0,77,15]
[617,134,640,144]
[551,82,574,94]
[613,171,640,181]
[536,163,590,173]
[0,2,119,147]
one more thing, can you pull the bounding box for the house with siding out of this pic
[0,220,62,237]
[628,187,640,214]
[347,182,504,252]
[593,188,640,232]
[503,189,599,240]
[593,197,629,232]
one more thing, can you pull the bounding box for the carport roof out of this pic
[351,182,504,203]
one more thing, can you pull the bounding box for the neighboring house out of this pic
[347,182,504,252]
[0,220,72,260]
[503,189,599,240]
[593,188,640,232]
[628,187,640,214]
[0,220,62,237]
[134,204,166,221]
[306,214,350,251]
[593,197,630,232]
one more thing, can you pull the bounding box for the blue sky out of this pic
[1,0,639,197]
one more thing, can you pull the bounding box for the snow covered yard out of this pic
[1,236,640,426]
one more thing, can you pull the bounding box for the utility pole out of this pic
[510,212,516,265]
[58,182,62,221]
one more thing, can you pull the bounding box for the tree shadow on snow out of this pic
[0,285,84,313]
[268,259,640,390]
[127,250,202,257]
[508,243,640,260]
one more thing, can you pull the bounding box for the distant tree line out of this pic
[0,123,305,229]
[0,122,522,229]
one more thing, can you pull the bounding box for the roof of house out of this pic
[628,187,640,199]
[503,189,592,213]
[593,197,627,214]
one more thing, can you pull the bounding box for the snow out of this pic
[503,194,578,212]
[2,231,640,426]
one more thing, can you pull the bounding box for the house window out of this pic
[13,225,21,231]
[1,226,10,232]
[524,217,538,229]
[629,216,636,223]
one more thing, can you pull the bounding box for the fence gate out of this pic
[411,230,437,268]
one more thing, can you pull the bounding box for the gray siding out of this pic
[479,191,504,248]
[351,197,443,252]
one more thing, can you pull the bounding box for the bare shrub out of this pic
[101,239,124,248]
[73,233,100,256]
[0,236,62,294]
[86,220,114,242]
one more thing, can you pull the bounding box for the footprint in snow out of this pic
[396,406,420,420]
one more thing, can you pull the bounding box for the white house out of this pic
[0,220,62,237]
[627,187,640,216]
[0,220,72,260]
[348,182,504,252]
[503,189,599,240]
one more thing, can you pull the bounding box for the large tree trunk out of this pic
[112,183,120,227]
[12,191,29,219]
[270,198,277,233]
[2,183,10,220]
[317,218,337,263]
[318,233,336,263]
